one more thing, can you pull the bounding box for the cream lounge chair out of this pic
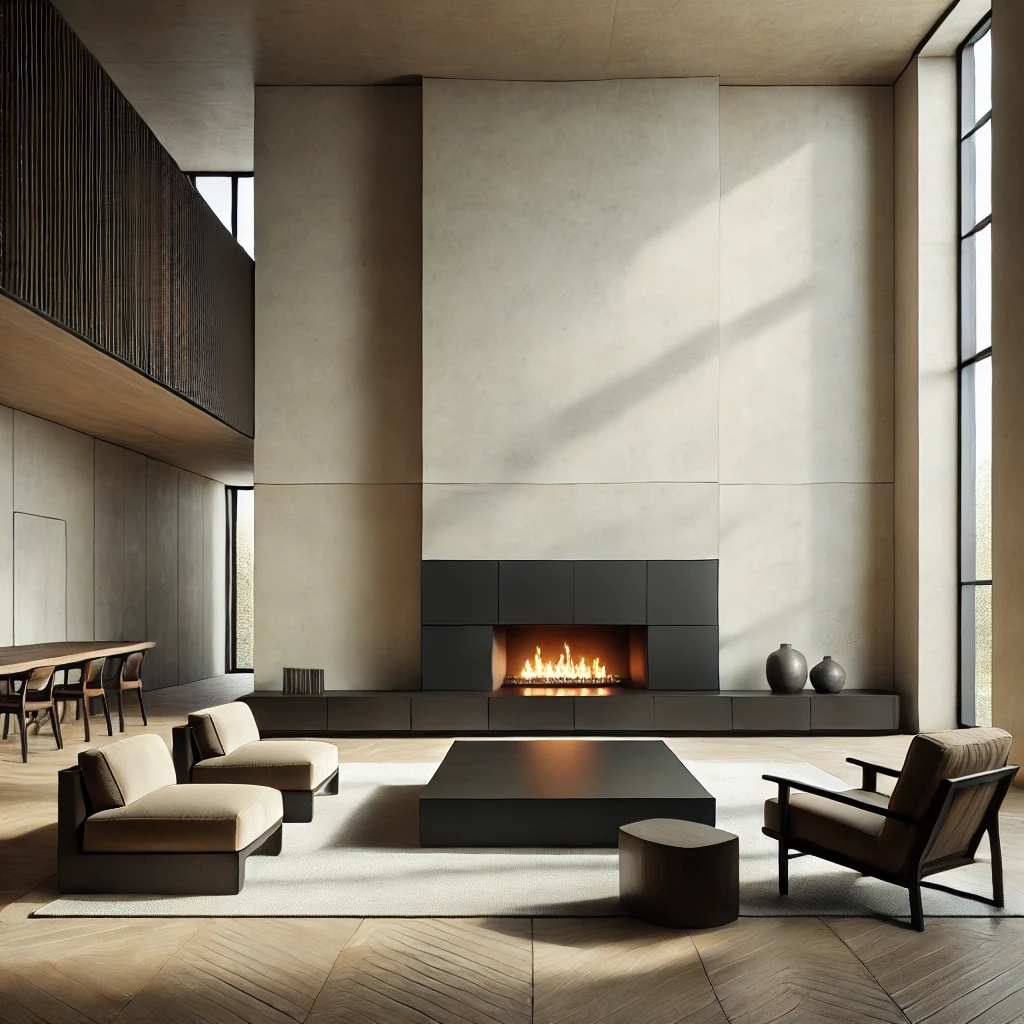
[58,733,283,895]
[173,702,339,823]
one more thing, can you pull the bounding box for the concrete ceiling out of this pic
[51,0,951,171]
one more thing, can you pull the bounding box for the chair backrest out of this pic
[188,702,260,759]
[121,651,144,684]
[23,664,56,694]
[81,657,105,687]
[882,728,1013,865]
[77,734,176,812]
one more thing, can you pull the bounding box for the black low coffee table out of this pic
[419,740,715,847]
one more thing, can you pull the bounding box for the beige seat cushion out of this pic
[192,740,339,792]
[78,734,177,812]
[189,702,261,758]
[83,784,282,853]
[764,788,908,874]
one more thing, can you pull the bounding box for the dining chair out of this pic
[107,650,148,731]
[0,665,63,762]
[52,657,112,741]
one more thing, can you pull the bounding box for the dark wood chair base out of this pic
[281,768,341,823]
[57,767,282,896]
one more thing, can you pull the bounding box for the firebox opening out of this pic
[492,625,647,692]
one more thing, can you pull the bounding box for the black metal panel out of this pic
[0,0,254,435]
[574,695,654,731]
[573,561,646,624]
[239,694,328,733]
[327,696,411,732]
[421,627,495,691]
[488,696,576,732]
[499,561,574,624]
[646,626,719,690]
[731,694,810,732]
[422,561,499,625]
[654,695,732,731]
[647,560,719,625]
[411,694,489,731]
[810,694,900,732]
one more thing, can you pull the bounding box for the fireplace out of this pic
[421,559,720,693]
[493,625,647,693]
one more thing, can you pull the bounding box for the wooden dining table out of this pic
[0,641,155,677]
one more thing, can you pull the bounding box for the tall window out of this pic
[959,17,992,727]
[228,487,255,672]
[187,173,255,259]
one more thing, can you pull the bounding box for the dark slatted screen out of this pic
[0,0,254,436]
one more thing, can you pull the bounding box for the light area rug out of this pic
[35,759,1024,919]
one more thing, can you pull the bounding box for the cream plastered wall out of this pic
[0,404,225,688]
[253,87,423,691]
[992,0,1024,772]
[893,57,959,732]
[422,79,895,690]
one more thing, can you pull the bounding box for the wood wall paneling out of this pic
[0,0,254,437]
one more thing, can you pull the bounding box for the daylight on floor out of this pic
[2,0,1023,1020]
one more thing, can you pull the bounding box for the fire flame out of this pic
[520,643,607,681]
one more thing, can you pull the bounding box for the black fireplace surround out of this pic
[239,557,901,737]
[421,560,719,691]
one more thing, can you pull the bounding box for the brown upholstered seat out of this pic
[192,740,338,791]
[84,784,283,853]
[762,728,1018,930]
[175,703,340,823]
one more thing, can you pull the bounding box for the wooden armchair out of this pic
[762,728,1017,930]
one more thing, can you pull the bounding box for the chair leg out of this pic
[48,706,63,750]
[17,711,27,762]
[81,697,91,742]
[778,841,789,896]
[116,689,125,733]
[908,882,924,931]
[990,819,1005,908]
[2,711,8,740]
[99,689,113,736]
[137,687,148,727]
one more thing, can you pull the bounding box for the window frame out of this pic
[226,485,255,674]
[186,171,253,253]
[957,12,993,728]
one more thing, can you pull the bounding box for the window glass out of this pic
[973,30,992,125]
[234,488,254,671]
[960,226,992,358]
[196,175,233,234]
[958,21,992,727]
[961,120,992,233]
[237,176,254,259]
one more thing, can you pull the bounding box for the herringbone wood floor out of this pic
[3,676,1024,1024]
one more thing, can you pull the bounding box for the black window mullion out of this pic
[961,214,992,242]
[960,109,992,144]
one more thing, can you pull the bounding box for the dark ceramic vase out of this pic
[810,655,846,694]
[765,644,807,694]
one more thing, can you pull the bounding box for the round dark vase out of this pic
[810,655,846,694]
[765,644,807,694]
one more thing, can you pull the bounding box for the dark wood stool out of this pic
[619,818,739,929]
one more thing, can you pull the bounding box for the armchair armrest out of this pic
[762,774,915,823]
[845,756,902,793]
